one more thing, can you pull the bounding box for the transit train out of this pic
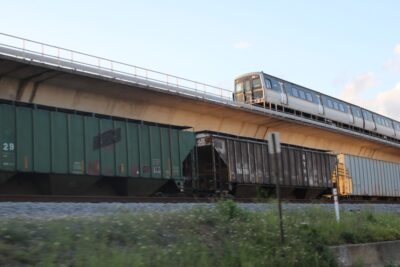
[234,72,400,142]
[1,100,399,200]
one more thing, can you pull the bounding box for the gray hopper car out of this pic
[337,154,400,198]
[193,132,337,199]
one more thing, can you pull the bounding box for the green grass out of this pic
[1,201,400,266]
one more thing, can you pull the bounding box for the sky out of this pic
[0,1,399,119]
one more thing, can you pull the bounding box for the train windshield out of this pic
[252,78,261,89]
[235,82,244,93]
[235,74,262,93]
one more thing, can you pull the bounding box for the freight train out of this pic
[0,100,400,199]
[234,72,400,143]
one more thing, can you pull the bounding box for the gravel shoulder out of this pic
[1,202,400,219]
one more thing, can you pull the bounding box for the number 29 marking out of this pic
[2,143,15,151]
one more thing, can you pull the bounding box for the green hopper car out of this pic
[0,100,196,196]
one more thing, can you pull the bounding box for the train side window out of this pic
[271,81,281,92]
[252,78,261,89]
[292,87,299,97]
[333,101,339,110]
[317,95,322,105]
[327,99,333,108]
[363,111,372,121]
[306,92,313,102]
[244,80,251,92]
[299,90,306,100]
[235,82,244,93]
[264,78,272,89]
[338,103,345,112]
[374,116,381,125]
[351,106,362,117]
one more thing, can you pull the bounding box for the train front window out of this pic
[235,82,244,93]
[244,80,251,92]
[252,78,261,89]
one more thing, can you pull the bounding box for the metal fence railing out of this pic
[0,33,233,102]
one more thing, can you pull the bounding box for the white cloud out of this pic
[340,72,375,104]
[371,83,400,119]
[384,58,400,73]
[384,43,400,73]
[340,75,400,119]
[233,41,251,49]
[338,44,400,119]
[395,44,400,56]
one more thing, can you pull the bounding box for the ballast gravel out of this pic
[1,202,400,220]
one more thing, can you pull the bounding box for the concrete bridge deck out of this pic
[0,33,399,162]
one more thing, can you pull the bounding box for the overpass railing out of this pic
[0,33,233,102]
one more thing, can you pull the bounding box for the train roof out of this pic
[234,71,399,124]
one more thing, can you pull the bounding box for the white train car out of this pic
[233,71,400,142]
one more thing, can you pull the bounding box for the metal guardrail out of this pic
[0,33,233,101]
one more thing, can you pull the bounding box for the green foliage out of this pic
[215,199,245,220]
[0,203,400,266]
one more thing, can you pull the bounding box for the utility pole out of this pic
[268,132,284,245]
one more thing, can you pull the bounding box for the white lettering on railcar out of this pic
[2,143,15,151]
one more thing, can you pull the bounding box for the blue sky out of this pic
[1,1,399,118]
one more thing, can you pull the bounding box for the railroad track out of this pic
[0,195,207,203]
[0,194,399,204]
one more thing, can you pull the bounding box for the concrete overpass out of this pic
[0,33,399,162]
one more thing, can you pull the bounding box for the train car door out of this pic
[390,121,396,136]
[347,105,354,124]
[244,80,252,104]
[316,95,324,115]
[279,82,288,105]
[234,81,245,102]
